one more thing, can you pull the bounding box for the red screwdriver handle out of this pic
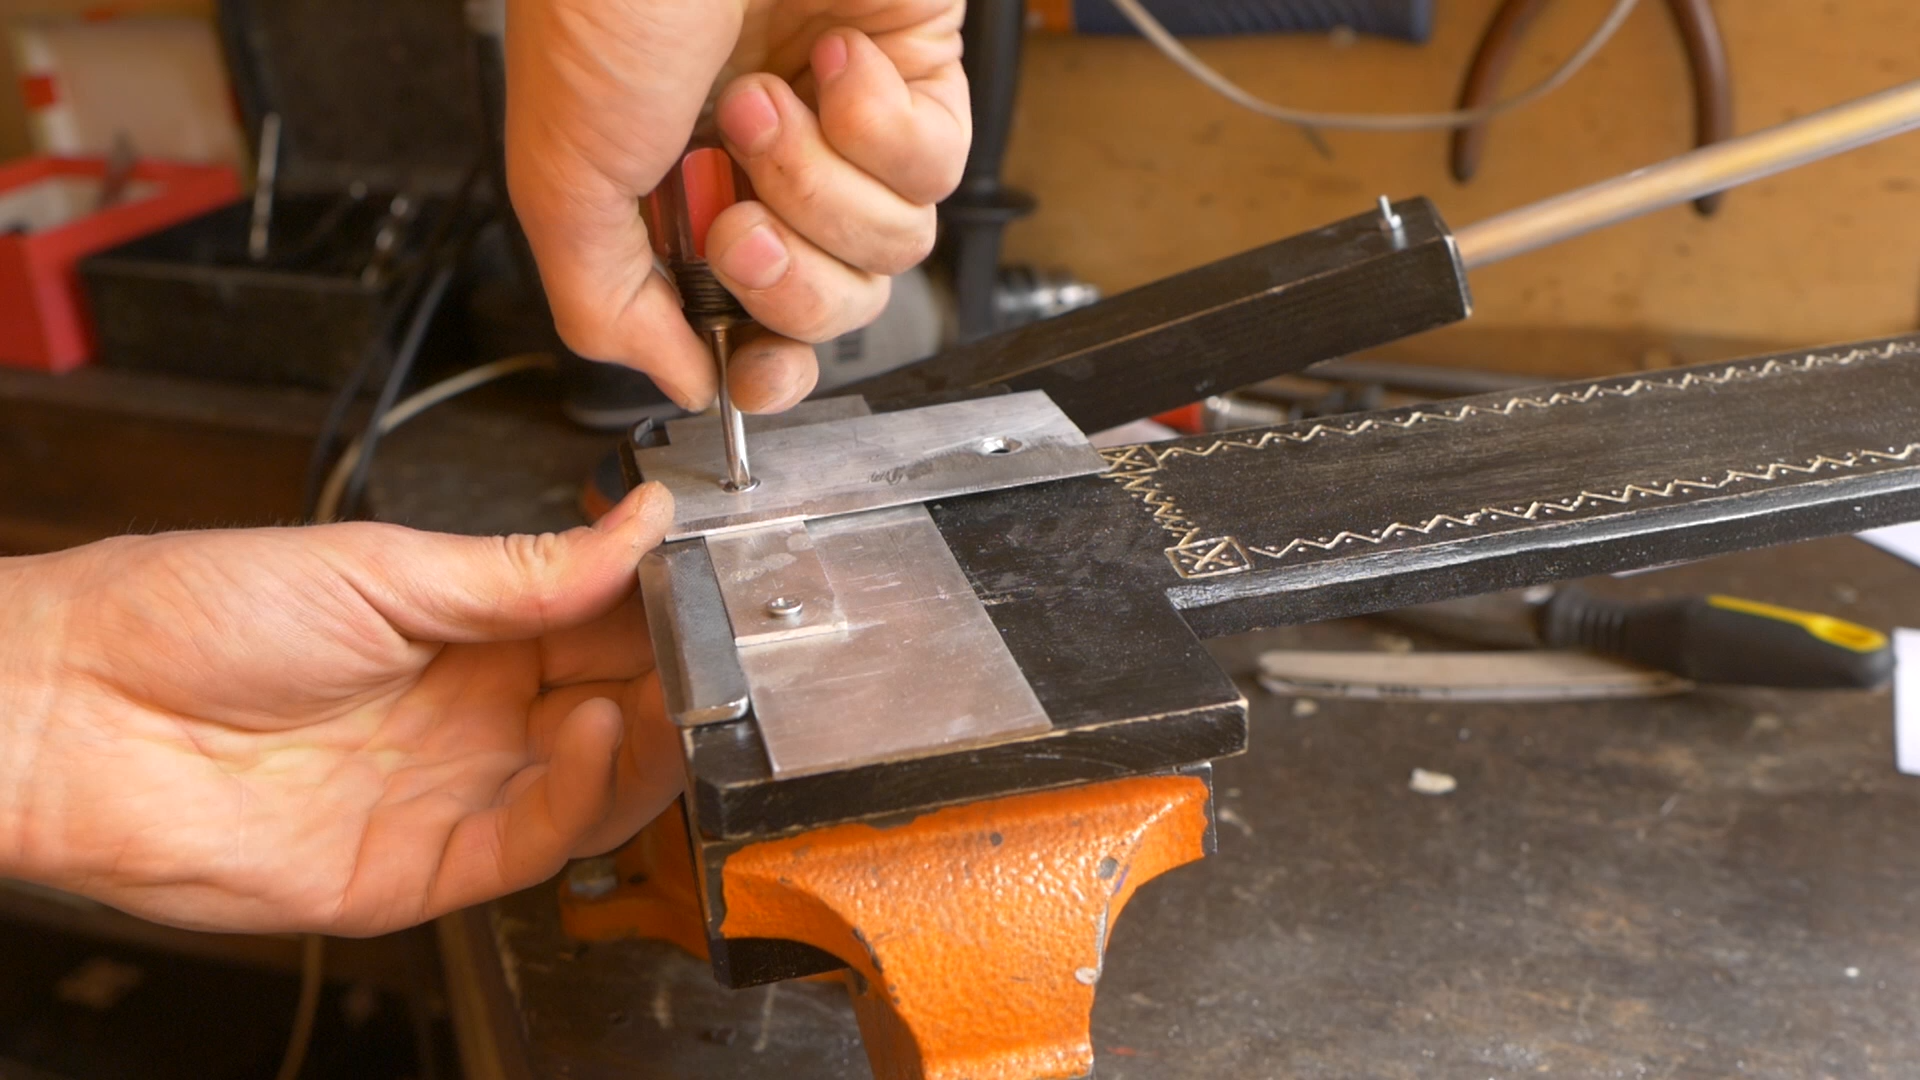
[644,143,755,331]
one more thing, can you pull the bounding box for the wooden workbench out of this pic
[363,383,1920,1079]
[4,363,1916,1076]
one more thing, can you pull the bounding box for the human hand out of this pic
[505,0,970,413]
[0,485,678,936]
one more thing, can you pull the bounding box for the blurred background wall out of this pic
[5,0,1917,377]
[0,0,215,160]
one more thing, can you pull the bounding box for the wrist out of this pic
[0,551,69,881]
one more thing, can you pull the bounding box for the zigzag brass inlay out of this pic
[1098,341,1920,579]
[1245,445,1920,563]
[1122,339,1920,470]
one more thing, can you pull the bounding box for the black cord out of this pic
[264,188,366,272]
[301,160,488,521]
[334,262,458,519]
[301,271,422,519]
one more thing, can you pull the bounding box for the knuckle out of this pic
[829,97,901,163]
[549,304,620,363]
[777,283,848,345]
[763,133,830,212]
[789,305,844,346]
[875,213,937,275]
[927,151,968,203]
[795,277,888,344]
[855,276,893,326]
[845,215,935,278]
[495,531,568,611]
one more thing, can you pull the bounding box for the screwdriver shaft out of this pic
[710,327,755,492]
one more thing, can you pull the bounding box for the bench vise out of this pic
[561,82,1920,1080]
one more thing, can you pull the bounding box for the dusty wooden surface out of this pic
[491,531,1920,1079]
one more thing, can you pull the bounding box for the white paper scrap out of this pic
[1861,523,1920,568]
[1409,768,1458,796]
[1897,629,1920,778]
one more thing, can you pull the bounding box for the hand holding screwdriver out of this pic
[644,140,759,491]
[504,5,970,418]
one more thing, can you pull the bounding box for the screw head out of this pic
[766,596,805,619]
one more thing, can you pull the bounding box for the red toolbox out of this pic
[0,156,240,372]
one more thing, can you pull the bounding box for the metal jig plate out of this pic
[730,504,1052,779]
[704,521,850,646]
[635,391,1106,541]
[638,542,751,727]
[637,391,1102,776]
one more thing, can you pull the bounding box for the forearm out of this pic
[0,551,68,882]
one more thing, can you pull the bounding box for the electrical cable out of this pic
[273,934,324,1080]
[301,161,486,521]
[265,185,369,272]
[1106,0,1641,132]
[313,353,557,522]
[331,262,459,521]
[300,275,444,519]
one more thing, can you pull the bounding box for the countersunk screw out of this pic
[766,596,805,620]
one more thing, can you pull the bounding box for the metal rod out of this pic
[711,328,756,493]
[248,112,282,262]
[1454,80,1920,270]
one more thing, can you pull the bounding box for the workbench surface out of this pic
[78,375,1906,1079]
[483,531,1920,1080]
[10,364,1913,1078]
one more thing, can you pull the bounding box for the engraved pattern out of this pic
[1098,340,1920,579]
[1167,536,1253,578]
[1118,339,1920,470]
[1245,445,1920,562]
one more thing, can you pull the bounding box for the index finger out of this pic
[812,28,972,206]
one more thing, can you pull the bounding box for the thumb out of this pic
[336,482,674,643]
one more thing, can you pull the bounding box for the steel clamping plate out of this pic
[635,391,1108,541]
[728,504,1053,779]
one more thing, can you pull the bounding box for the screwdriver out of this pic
[643,137,757,492]
[1538,587,1893,690]
[1387,586,1894,690]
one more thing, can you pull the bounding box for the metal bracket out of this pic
[639,542,751,727]
[636,392,1105,779]
[635,390,1105,540]
[728,504,1053,779]
[704,521,850,646]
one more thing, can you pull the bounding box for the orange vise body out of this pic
[562,773,1216,1080]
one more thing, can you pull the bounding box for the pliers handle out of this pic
[1451,0,1733,216]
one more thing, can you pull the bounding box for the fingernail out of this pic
[714,224,790,291]
[813,33,850,83]
[717,84,780,156]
